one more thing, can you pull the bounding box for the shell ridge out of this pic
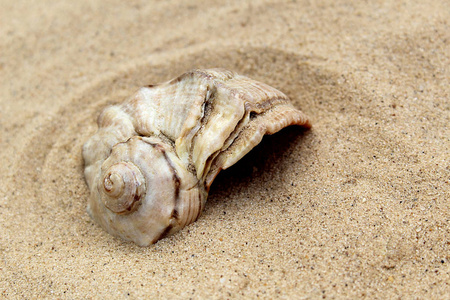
[191,87,246,178]
[180,84,215,166]
[174,80,214,166]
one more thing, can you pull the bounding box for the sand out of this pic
[1,0,449,298]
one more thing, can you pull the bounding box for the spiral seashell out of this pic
[83,69,311,246]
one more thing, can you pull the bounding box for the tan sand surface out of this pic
[1,0,449,298]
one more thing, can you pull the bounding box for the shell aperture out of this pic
[83,69,311,246]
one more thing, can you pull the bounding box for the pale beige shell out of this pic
[83,69,311,246]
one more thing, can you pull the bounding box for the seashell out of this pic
[83,69,311,246]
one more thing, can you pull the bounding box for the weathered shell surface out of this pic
[83,69,311,246]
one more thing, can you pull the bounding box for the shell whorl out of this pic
[100,161,145,214]
[82,68,311,246]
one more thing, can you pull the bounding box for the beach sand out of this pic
[1,0,449,298]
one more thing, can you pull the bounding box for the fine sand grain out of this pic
[1,0,449,298]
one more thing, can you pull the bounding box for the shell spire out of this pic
[83,69,311,246]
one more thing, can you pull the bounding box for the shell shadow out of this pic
[207,125,313,205]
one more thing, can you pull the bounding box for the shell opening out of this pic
[100,161,146,214]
